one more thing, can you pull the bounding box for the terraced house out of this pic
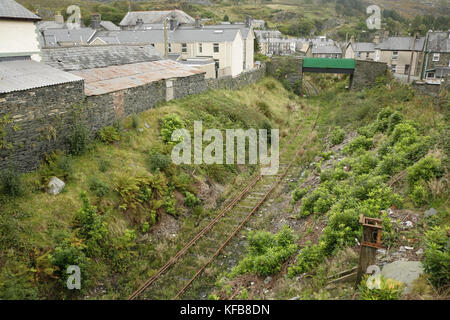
[0,0,41,61]
[421,31,450,83]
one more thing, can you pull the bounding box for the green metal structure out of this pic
[302,58,356,74]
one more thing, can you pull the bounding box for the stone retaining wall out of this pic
[0,67,266,172]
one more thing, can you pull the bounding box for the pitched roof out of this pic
[197,23,253,39]
[70,59,204,95]
[41,44,162,71]
[37,20,64,31]
[41,28,96,47]
[312,45,342,54]
[100,21,120,31]
[0,59,82,94]
[352,42,375,52]
[0,0,41,21]
[376,36,425,51]
[120,10,195,26]
[426,31,450,53]
[95,28,241,44]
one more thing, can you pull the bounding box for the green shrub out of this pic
[98,126,121,144]
[343,136,374,154]
[148,150,171,172]
[88,176,110,197]
[0,169,23,197]
[330,126,345,145]
[39,151,73,184]
[407,156,443,187]
[229,226,297,277]
[184,191,201,208]
[72,192,108,256]
[288,243,325,277]
[108,229,137,272]
[131,115,140,129]
[163,195,177,216]
[423,225,450,288]
[359,275,404,300]
[48,242,88,287]
[69,123,89,155]
[292,186,310,202]
[160,114,184,144]
[410,182,428,206]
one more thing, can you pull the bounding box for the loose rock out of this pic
[47,177,65,195]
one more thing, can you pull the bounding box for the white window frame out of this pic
[432,53,440,62]
[213,43,219,53]
[181,43,187,53]
[168,43,172,53]
[199,43,202,53]
[391,64,397,73]
[392,51,398,60]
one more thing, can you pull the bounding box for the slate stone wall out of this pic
[0,67,266,172]
[351,60,387,90]
[266,56,303,95]
[0,81,85,172]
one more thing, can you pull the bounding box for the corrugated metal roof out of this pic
[120,10,195,26]
[70,59,204,96]
[0,0,41,21]
[0,59,82,94]
[41,44,162,71]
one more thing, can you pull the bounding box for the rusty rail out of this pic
[173,122,317,299]
[128,121,304,300]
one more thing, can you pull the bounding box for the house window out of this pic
[199,43,202,53]
[427,72,435,78]
[213,43,219,53]
[391,64,397,73]
[168,43,172,53]
[432,53,440,62]
[392,51,398,60]
[181,43,187,53]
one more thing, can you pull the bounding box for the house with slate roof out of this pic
[0,0,42,61]
[374,36,425,76]
[344,36,376,60]
[422,31,450,82]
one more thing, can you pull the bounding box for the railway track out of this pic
[128,115,318,300]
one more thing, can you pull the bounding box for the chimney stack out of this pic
[169,13,178,31]
[55,12,64,25]
[136,18,144,29]
[373,34,380,44]
[195,16,201,29]
[245,16,252,28]
[91,13,101,30]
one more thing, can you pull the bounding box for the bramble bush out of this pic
[423,225,450,288]
[229,226,297,277]
[343,136,374,155]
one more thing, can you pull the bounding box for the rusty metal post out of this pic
[355,215,383,287]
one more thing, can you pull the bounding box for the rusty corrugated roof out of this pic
[70,59,205,96]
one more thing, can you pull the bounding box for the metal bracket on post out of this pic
[355,214,383,287]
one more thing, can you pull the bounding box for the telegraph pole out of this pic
[164,18,168,58]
